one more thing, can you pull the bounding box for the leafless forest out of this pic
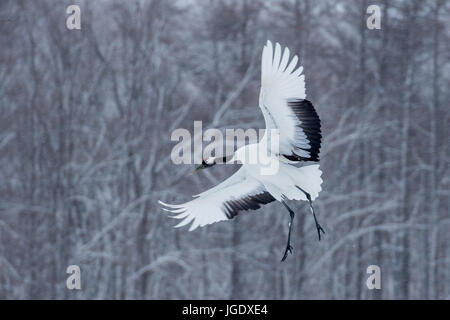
[0,0,449,299]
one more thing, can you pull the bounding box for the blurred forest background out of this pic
[0,0,449,299]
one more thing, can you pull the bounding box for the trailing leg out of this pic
[281,200,295,262]
[297,187,325,240]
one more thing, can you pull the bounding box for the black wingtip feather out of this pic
[284,99,322,162]
[223,192,276,219]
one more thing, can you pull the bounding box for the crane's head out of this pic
[189,154,235,175]
[189,157,216,175]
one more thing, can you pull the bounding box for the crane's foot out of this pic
[309,200,325,241]
[315,221,325,241]
[295,187,325,242]
[281,244,293,262]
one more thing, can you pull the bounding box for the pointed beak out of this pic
[189,164,206,175]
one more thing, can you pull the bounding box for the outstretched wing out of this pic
[259,41,321,162]
[159,168,275,231]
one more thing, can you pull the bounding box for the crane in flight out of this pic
[159,41,324,261]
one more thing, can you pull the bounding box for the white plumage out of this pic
[159,41,324,261]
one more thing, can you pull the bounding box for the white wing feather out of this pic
[159,169,272,231]
[259,41,321,161]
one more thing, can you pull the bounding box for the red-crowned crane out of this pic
[159,41,324,261]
